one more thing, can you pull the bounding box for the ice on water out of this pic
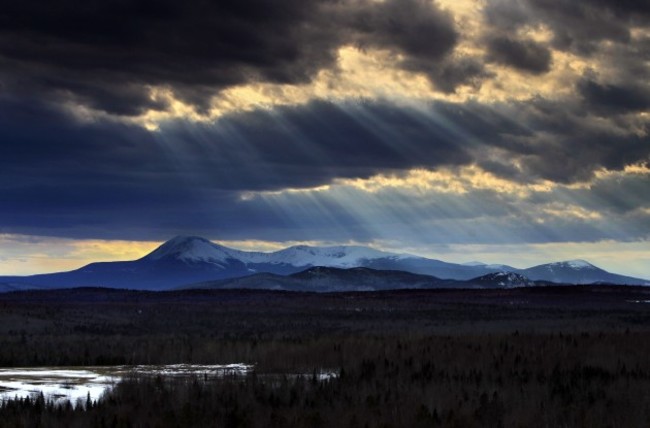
[0,364,253,407]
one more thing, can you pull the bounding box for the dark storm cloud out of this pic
[0,95,478,192]
[428,58,490,93]
[577,78,650,113]
[486,36,552,74]
[485,0,649,55]
[350,0,457,59]
[495,98,650,184]
[481,0,650,112]
[0,0,469,115]
[345,0,488,92]
[536,171,650,217]
[0,0,342,114]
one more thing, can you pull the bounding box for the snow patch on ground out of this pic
[0,364,340,407]
[0,368,115,407]
[0,364,253,407]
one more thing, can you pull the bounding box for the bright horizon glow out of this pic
[1,234,648,280]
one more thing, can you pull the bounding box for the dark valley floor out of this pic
[1,286,650,427]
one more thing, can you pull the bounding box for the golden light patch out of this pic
[337,165,556,197]
[244,165,557,200]
[438,0,485,49]
[631,27,650,40]
[0,235,159,275]
[437,0,483,19]
[131,45,447,128]
[518,24,554,44]
[66,239,160,261]
[542,204,603,220]
[624,164,650,175]
[143,88,206,129]
[477,57,570,103]
[592,163,650,181]
[338,169,469,194]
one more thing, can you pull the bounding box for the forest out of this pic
[1,286,650,427]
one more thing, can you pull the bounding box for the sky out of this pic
[0,0,649,278]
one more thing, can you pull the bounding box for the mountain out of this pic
[468,272,536,288]
[462,261,514,270]
[0,236,498,290]
[0,236,403,291]
[185,266,461,292]
[521,260,648,285]
[0,236,647,291]
[143,236,528,281]
[0,237,241,291]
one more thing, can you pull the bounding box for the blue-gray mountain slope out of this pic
[0,236,646,291]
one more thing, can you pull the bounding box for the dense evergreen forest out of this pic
[1,286,650,427]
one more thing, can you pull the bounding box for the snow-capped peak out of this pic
[143,237,401,267]
[552,259,595,269]
[145,236,237,263]
[270,245,398,267]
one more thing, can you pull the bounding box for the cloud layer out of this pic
[0,0,473,114]
[0,0,647,255]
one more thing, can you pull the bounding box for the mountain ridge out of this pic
[0,235,647,291]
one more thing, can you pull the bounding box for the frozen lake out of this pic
[0,364,252,407]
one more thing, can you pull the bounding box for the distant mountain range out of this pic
[185,267,554,292]
[0,236,647,292]
[185,267,461,292]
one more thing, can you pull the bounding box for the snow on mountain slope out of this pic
[68,238,650,286]
[144,236,242,264]
[470,272,535,288]
[558,260,593,269]
[529,260,600,276]
[522,259,646,285]
[1,236,647,291]
[267,245,402,267]
[145,236,403,267]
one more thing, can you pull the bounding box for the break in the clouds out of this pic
[0,0,648,275]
